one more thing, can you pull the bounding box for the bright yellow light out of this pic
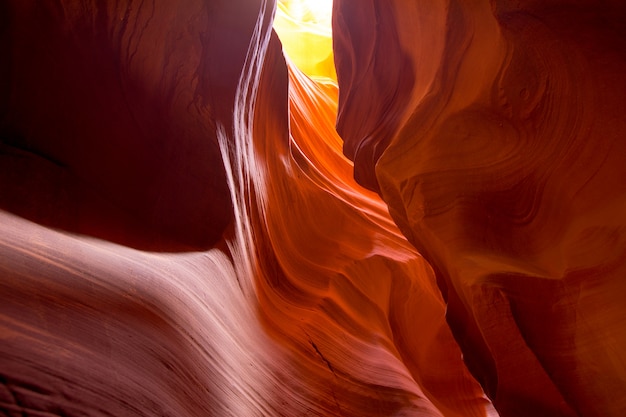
[273,0,336,82]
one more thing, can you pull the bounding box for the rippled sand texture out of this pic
[1,0,625,416]
[334,1,626,416]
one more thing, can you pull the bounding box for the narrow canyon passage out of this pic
[1,1,625,416]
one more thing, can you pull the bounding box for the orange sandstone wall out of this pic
[1,0,625,416]
[334,1,626,416]
[1,0,492,415]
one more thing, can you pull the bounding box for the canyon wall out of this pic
[334,1,626,416]
[1,0,625,416]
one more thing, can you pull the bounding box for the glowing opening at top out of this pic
[273,0,336,82]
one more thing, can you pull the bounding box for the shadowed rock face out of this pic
[0,0,250,250]
[0,0,625,416]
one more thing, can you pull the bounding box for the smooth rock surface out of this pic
[1,0,625,416]
[334,1,626,416]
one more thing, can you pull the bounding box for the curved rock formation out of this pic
[334,1,626,416]
[1,0,625,416]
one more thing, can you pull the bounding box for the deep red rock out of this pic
[0,0,255,250]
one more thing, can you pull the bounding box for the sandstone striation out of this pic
[334,1,626,416]
[1,0,625,416]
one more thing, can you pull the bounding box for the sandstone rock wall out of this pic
[1,0,625,416]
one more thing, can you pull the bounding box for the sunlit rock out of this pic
[1,0,491,415]
[1,0,625,416]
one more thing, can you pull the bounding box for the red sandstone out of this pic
[1,1,625,416]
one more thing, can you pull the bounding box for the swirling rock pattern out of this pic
[1,0,492,415]
[334,0,626,416]
[1,0,625,416]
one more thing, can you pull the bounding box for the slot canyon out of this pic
[1,0,625,415]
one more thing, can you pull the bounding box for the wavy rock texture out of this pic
[334,0,626,416]
[0,1,624,417]
[1,0,493,415]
